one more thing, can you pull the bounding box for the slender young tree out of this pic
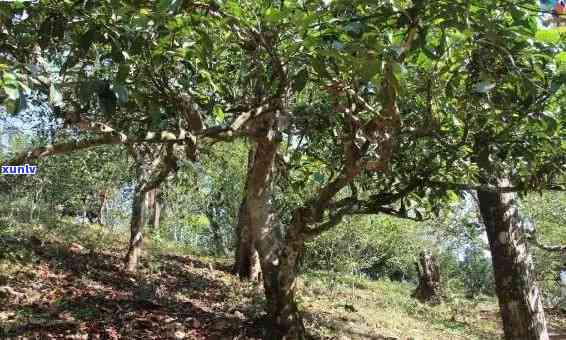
[124,143,178,272]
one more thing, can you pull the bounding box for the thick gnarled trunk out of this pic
[478,184,549,340]
[246,131,306,339]
[259,219,306,340]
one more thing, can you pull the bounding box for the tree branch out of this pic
[355,206,429,222]
[142,144,179,193]
[6,136,123,166]
[428,180,565,193]
[303,199,358,239]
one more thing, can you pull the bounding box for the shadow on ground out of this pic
[0,227,263,339]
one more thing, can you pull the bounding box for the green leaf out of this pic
[423,47,438,60]
[541,112,558,134]
[360,55,381,82]
[111,43,125,63]
[446,190,459,202]
[63,53,79,71]
[158,0,177,12]
[150,109,165,129]
[116,64,130,83]
[292,68,308,92]
[2,98,17,114]
[213,105,225,122]
[264,7,280,24]
[2,72,17,85]
[78,81,94,104]
[98,82,117,115]
[555,52,566,71]
[535,29,561,44]
[312,171,325,184]
[79,28,100,52]
[225,1,242,17]
[311,55,330,78]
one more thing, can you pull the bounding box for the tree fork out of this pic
[124,144,178,272]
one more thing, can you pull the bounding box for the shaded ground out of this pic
[0,222,264,339]
[0,221,565,339]
[547,308,566,340]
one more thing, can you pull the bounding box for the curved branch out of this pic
[303,200,358,239]
[6,135,123,166]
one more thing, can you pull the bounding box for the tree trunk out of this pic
[124,144,177,271]
[258,219,306,340]
[233,148,261,281]
[477,185,549,340]
[413,250,441,304]
[560,269,566,307]
[232,198,261,280]
[124,181,146,272]
[245,133,306,339]
[153,194,161,229]
[476,137,549,340]
[146,188,161,233]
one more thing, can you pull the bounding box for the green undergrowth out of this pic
[298,271,501,339]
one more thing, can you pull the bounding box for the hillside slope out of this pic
[0,220,564,339]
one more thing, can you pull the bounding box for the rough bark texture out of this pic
[146,188,161,232]
[232,198,261,280]
[233,148,261,281]
[560,270,566,305]
[153,196,161,229]
[125,182,146,272]
[478,184,550,340]
[246,132,305,339]
[258,217,306,340]
[476,136,549,340]
[413,250,441,304]
[237,16,418,338]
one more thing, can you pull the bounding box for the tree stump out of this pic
[413,250,442,305]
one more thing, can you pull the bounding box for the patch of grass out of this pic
[298,271,501,339]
